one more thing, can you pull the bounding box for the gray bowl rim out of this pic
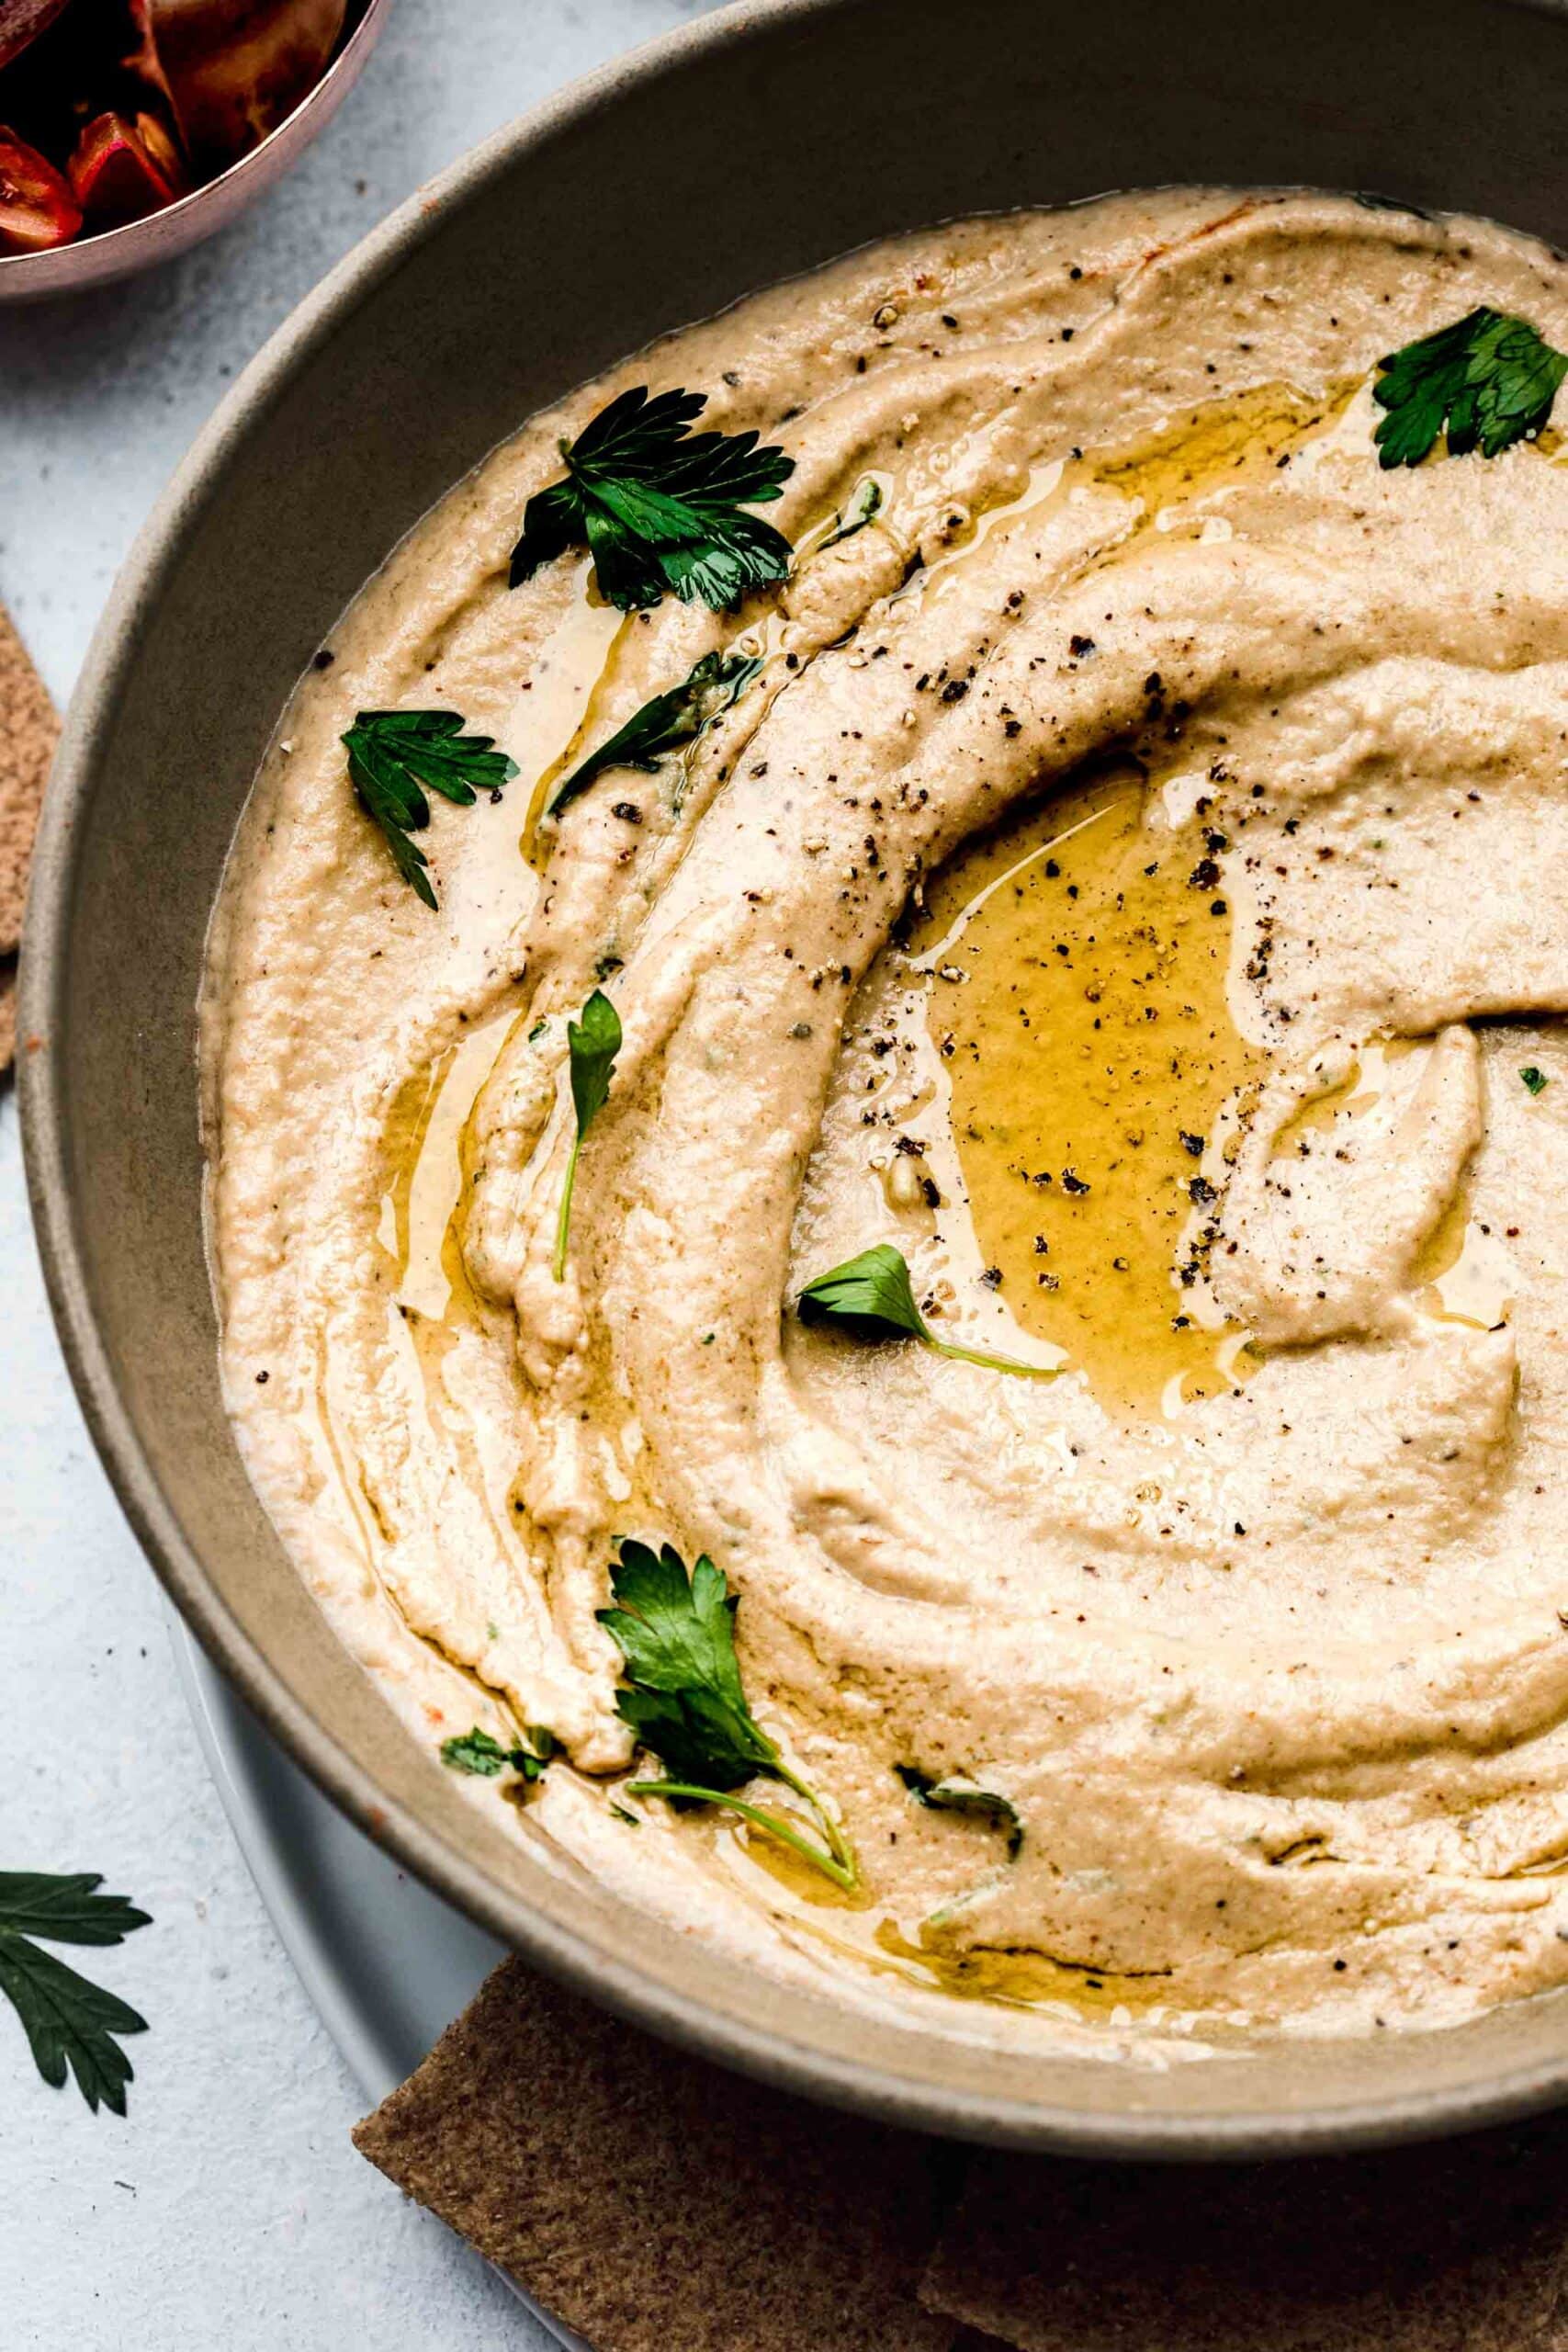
[22,0,1568,2160]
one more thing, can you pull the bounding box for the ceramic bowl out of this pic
[22,0,1568,2154]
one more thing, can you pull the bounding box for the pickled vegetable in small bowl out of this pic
[0,0,387,298]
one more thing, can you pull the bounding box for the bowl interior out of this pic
[24,0,1568,2154]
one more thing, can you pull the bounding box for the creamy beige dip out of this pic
[205,188,1568,2055]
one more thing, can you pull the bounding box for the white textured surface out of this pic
[0,2,714,2343]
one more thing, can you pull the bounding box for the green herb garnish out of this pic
[343,708,518,909]
[598,1539,856,1891]
[820,474,884,549]
[509,386,795,611]
[896,1765,1023,1860]
[1521,1065,1551,1096]
[797,1242,1058,1381]
[1373,309,1568,468]
[551,987,622,1281]
[548,650,762,818]
[440,1724,557,1784]
[0,1871,151,2115]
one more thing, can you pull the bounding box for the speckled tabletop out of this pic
[0,4,715,2343]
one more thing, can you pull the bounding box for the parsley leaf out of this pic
[820,474,884,549]
[797,1242,1058,1381]
[598,1541,753,1721]
[509,387,795,611]
[440,1724,557,1784]
[896,1765,1024,1860]
[1521,1065,1551,1096]
[598,1539,857,1890]
[548,650,762,819]
[344,708,518,909]
[442,1726,511,1776]
[0,1871,150,2115]
[1373,308,1568,469]
[800,1241,926,1340]
[553,987,622,1281]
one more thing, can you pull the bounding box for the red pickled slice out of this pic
[0,123,82,252]
[126,0,346,166]
[0,0,72,74]
[70,107,188,224]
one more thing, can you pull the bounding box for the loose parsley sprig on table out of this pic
[343,708,518,909]
[0,1871,151,2116]
[598,1540,857,1892]
[1373,308,1568,468]
[553,987,622,1281]
[896,1765,1024,1860]
[547,650,762,819]
[797,1242,1058,1382]
[440,1724,557,1784]
[509,387,795,612]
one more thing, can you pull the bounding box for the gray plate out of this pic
[171,1615,588,2350]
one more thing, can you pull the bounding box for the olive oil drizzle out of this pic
[1089,378,1360,516]
[913,761,1264,1419]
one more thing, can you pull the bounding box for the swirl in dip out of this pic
[205,188,1568,2054]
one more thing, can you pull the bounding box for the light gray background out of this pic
[0,2,715,2342]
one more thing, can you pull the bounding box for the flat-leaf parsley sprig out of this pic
[547,649,762,819]
[1373,308,1568,468]
[509,387,795,612]
[343,707,518,909]
[440,1724,557,1784]
[598,1540,857,1892]
[553,987,623,1281]
[798,1242,1059,1382]
[896,1765,1024,1860]
[0,1871,151,2116]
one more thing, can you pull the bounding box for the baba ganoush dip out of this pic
[205,188,1568,2055]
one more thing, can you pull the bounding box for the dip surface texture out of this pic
[206,190,1568,2052]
